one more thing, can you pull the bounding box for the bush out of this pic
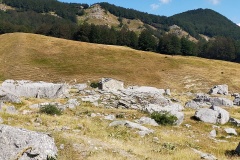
[150,111,177,126]
[40,104,62,115]
[90,82,99,88]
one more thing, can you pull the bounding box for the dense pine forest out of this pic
[0,0,240,62]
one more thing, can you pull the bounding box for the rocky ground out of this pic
[0,78,240,160]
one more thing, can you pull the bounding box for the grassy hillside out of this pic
[0,33,240,160]
[0,33,240,92]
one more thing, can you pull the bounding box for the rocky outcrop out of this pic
[186,93,233,108]
[194,106,229,124]
[1,80,69,99]
[0,124,58,160]
[209,84,228,95]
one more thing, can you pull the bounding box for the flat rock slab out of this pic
[0,124,58,160]
[109,120,154,137]
[1,80,69,99]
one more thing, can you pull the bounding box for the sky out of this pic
[59,0,240,26]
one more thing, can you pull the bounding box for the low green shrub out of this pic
[90,82,99,88]
[40,104,62,115]
[150,111,177,126]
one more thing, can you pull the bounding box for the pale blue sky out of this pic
[59,0,240,25]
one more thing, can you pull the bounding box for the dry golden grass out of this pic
[0,32,240,93]
[1,99,239,160]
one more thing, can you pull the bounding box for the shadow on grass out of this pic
[225,150,240,159]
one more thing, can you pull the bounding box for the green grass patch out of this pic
[151,111,178,126]
[40,104,62,115]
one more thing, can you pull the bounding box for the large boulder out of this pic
[209,84,228,95]
[192,93,233,107]
[194,106,229,124]
[0,124,58,160]
[1,80,69,99]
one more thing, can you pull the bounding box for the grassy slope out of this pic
[0,32,240,92]
[0,33,240,160]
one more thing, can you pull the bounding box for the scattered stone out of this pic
[209,130,217,138]
[229,117,240,127]
[212,125,220,129]
[184,124,191,128]
[194,106,229,124]
[232,93,240,98]
[90,113,97,117]
[35,117,42,124]
[136,117,159,126]
[192,148,217,160]
[209,84,228,95]
[0,124,58,160]
[81,95,100,104]
[62,126,71,131]
[1,79,69,99]
[59,144,65,150]
[5,106,18,115]
[99,78,124,91]
[104,114,116,121]
[185,100,199,110]
[224,128,238,136]
[65,99,80,109]
[109,120,154,137]
[165,89,171,96]
[22,110,33,115]
[153,137,159,143]
[233,97,240,106]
